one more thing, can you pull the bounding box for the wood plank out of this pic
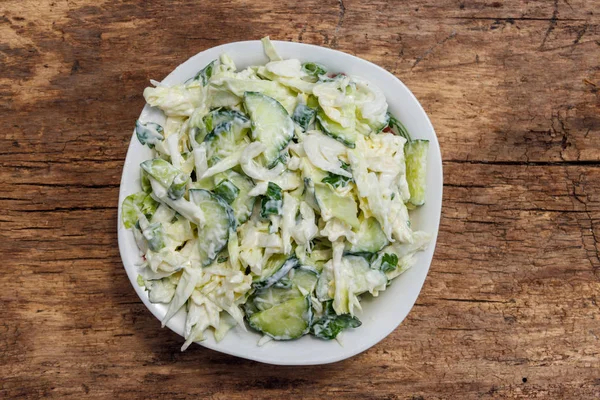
[1,0,599,398]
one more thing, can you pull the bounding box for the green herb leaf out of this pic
[380,253,399,273]
[311,301,362,340]
[260,182,283,218]
[193,60,217,86]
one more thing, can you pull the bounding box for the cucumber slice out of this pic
[203,108,250,133]
[214,170,256,224]
[290,266,319,294]
[213,179,239,204]
[253,256,299,290]
[292,103,316,131]
[405,140,429,206]
[387,113,411,142]
[203,120,248,167]
[243,92,294,167]
[248,296,311,340]
[315,272,332,301]
[314,184,360,229]
[316,107,357,148]
[348,217,389,253]
[248,286,302,314]
[248,266,318,315]
[189,189,235,266]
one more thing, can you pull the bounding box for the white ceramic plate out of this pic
[117,40,443,365]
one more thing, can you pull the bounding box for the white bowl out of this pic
[118,40,443,365]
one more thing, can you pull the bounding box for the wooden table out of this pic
[2,0,599,398]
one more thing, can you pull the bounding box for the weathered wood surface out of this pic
[1,0,599,398]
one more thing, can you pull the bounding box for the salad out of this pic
[122,37,430,350]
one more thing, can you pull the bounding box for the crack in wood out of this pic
[436,298,511,304]
[573,23,589,44]
[448,16,583,22]
[330,0,346,48]
[412,31,457,69]
[539,0,559,49]
[445,160,600,167]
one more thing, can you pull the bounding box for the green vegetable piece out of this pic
[214,179,239,204]
[243,92,294,168]
[387,113,411,142]
[122,192,146,229]
[140,159,179,188]
[348,217,388,253]
[292,103,316,131]
[379,253,399,273]
[310,300,362,340]
[302,62,328,77]
[202,110,250,167]
[260,182,283,218]
[248,296,312,340]
[248,285,302,315]
[141,169,152,193]
[405,140,429,206]
[316,107,357,148]
[347,252,377,263]
[142,222,166,252]
[189,189,235,266]
[140,194,159,216]
[253,254,287,285]
[193,59,217,86]
[303,178,319,211]
[135,120,164,148]
[203,108,250,133]
[145,277,177,304]
[314,183,360,229]
[359,112,390,135]
[321,173,351,188]
[203,120,247,167]
[167,172,189,200]
[122,192,158,229]
[191,125,208,144]
[306,95,320,109]
[261,36,282,62]
[254,257,299,290]
[290,266,319,294]
[214,170,256,224]
[321,162,352,188]
[248,267,317,316]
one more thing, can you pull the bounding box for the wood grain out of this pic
[1,0,599,398]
